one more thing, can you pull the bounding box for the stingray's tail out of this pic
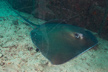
[15,11,40,28]
[5,0,39,28]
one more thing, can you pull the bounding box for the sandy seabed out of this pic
[0,1,108,72]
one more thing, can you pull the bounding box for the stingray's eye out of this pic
[74,33,83,39]
[75,33,80,39]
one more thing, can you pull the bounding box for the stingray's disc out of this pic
[30,24,98,65]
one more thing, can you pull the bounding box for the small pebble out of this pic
[0,35,3,38]
[28,47,33,51]
[0,62,5,66]
[36,48,39,52]
[0,53,3,58]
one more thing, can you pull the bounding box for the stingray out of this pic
[15,11,98,65]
